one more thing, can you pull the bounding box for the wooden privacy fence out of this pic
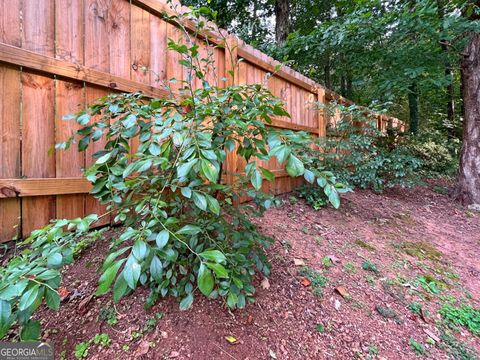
[0,0,402,242]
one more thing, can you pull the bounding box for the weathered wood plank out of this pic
[0,43,170,98]
[0,178,92,198]
[0,65,21,241]
[0,0,22,242]
[20,0,56,237]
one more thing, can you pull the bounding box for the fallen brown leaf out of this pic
[335,286,349,299]
[58,287,70,301]
[301,278,311,287]
[261,277,270,289]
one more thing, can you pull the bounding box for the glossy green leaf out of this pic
[286,155,305,177]
[197,264,214,296]
[156,230,170,249]
[199,250,226,263]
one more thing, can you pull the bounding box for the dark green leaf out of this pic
[197,264,214,296]
[199,250,226,263]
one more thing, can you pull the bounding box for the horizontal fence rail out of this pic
[0,0,403,242]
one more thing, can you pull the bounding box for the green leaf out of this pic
[113,275,129,303]
[155,230,170,249]
[227,292,238,308]
[176,224,202,235]
[149,142,161,156]
[205,262,229,278]
[96,259,125,296]
[177,158,198,178]
[179,293,194,311]
[18,285,40,311]
[225,138,236,152]
[197,264,214,296]
[123,259,141,290]
[137,160,153,173]
[96,152,111,165]
[206,195,220,215]
[286,155,305,177]
[123,114,137,128]
[328,189,340,209]
[150,256,163,281]
[200,159,219,182]
[45,288,60,311]
[303,169,315,184]
[132,240,148,260]
[20,320,41,341]
[199,250,226,264]
[0,300,12,336]
[192,192,207,211]
[260,167,275,182]
[273,105,289,117]
[250,169,263,190]
[180,187,192,198]
[47,252,63,268]
[77,113,90,125]
[317,176,327,187]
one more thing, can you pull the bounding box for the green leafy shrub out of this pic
[0,7,346,340]
[407,137,457,178]
[0,217,103,339]
[319,103,421,192]
[440,304,480,335]
[296,184,328,210]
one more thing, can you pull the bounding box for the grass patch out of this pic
[396,241,442,261]
[362,260,379,273]
[354,239,376,252]
[409,338,426,356]
[416,274,449,294]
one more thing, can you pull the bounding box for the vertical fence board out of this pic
[84,0,110,72]
[84,0,111,225]
[149,16,167,87]
[55,0,85,220]
[131,5,151,84]
[0,66,21,241]
[55,81,85,219]
[0,0,22,241]
[108,0,131,78]
[21,73,56,236]
[20,0,56,237]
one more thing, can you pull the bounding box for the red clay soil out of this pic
[28,180,480,359]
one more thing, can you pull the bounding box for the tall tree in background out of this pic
[275,0,290,43]
[455,2,480,204]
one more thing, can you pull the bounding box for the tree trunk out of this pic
[275,0,290,44]
[437,0,455,137]
[454,32,480,205]
[324,55,331,89]
[408,82,419,133]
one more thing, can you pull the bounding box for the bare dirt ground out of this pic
[34,180,480,359]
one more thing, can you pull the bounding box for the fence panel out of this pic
[0,0,402,242]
